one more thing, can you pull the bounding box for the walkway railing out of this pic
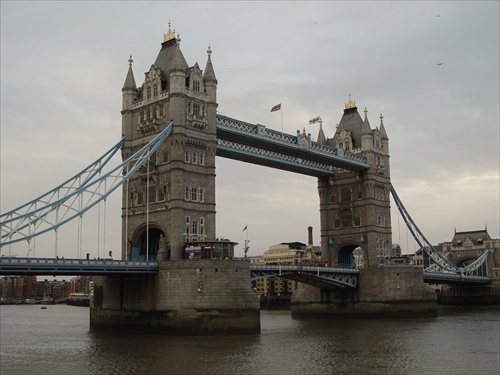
[423,271,491,285]
[0,257,158,276]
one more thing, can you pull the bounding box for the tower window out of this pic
[193,103,200,116]
[341,188,352,203]
[147,185,156,203]
[147,86,151,100]
[342,215,352,228]
[193,80,200,92]
[153,84,158,97]
[191,187,198,202]
[162,148,169,163]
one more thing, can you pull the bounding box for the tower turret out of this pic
[379,113,389,156]
[121,56,138,141]
[361,107,373,151]
[203,46,218,133]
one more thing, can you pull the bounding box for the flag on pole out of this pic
[242,225,248,232]
[270,103,281,112]
[309,116,321,125]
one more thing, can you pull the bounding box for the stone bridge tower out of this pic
[318,96,391,269]
[120,24,218,261]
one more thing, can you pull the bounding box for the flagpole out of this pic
[281,105,284,133]
[243,225,249,261]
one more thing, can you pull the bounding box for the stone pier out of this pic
[292,267,437,318]
[90,259,260,334]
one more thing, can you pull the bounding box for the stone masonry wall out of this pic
[358,267,436,302]
[156,259,259,310]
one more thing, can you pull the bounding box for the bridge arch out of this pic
[130,223,167,261]
[334,243,364,268]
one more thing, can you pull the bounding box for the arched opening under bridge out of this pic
[337,244,358,268]
[131,226,167,261]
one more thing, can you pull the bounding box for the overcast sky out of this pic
[1,1,498,259]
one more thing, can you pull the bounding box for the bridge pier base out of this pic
[90,259,260,335]
[291,267,438,318]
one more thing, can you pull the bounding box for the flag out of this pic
[270,103,281,112]
[309,116,321,125]
[242,225,247,232]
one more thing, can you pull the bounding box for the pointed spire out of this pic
[203,46,217,83]
[316,120,327,145]
[379,113,388,139]
[122,55,137,91]
[362,107,372,135]
[170,42,185,73]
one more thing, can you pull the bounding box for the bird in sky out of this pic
[436,63,443,65]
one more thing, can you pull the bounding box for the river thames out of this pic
[0,304,498,375]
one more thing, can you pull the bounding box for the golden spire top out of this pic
[345,94,356,109]
[163,21,176,42]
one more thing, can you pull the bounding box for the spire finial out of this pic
[380,113,384,125]
[345,94,356,109]
[364,107,368,119]
[128,55,133,67]
[207,46,212,57]
[163,21,176,42]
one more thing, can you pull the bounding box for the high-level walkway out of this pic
[216,114,370,176]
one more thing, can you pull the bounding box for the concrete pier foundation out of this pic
[90,259,260,335]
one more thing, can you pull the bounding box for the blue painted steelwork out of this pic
[423,271,491,285]
[250,264,359,289]
[0,257,158,276]
[0,137,124,221]
[216,114,370,176]
[390,185,491,278]
[0,122,173,247]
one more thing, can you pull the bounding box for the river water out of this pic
[0,304,498,375]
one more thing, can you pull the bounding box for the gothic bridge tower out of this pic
[318,96,391,269]
[121,24,218,261]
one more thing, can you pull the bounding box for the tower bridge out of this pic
[1,25,498,334]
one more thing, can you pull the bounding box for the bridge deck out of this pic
[423,271,491,285]
[0,257,158,276]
